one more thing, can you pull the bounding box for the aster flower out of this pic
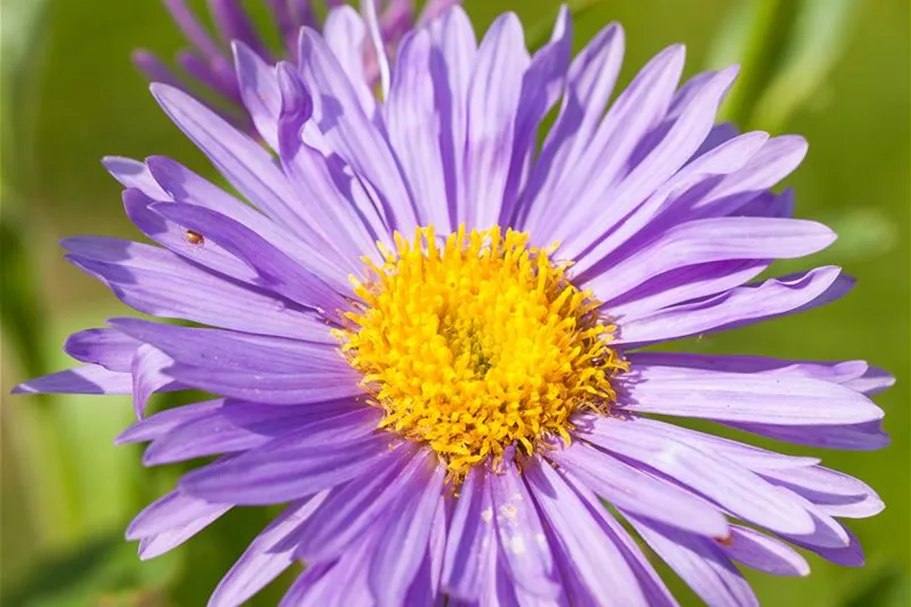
[133,0,459,130]
[16,4,893,606]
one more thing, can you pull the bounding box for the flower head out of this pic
[338,225,627,476]
[18,5,892,606]
[133,0,460,130]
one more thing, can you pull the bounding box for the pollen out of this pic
[335,226,626,477]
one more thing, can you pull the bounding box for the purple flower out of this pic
[17,5,892,606]
[133,0,460,131]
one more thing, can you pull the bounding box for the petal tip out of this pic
[10,383,32,395]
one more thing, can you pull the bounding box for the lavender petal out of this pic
[551,442,729,538]
[180,432,392,505]
[627,514,759,607]
[623,362,883,426]
[525,456,649,606]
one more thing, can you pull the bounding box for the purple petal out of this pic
[385,27,453,230]
[150,84,311,234]
[575,413,818,470]
[607,261,768,320]
[122,188,262,285]
[844,366,896,395]
[64,328,140,373]
[567,130,769,282]
[109,316,341,371]
[726,419,890,450]
[561,473,678,606]
[164,364,360,405]
[275,63,388,263]
[687,135,808,219]
[144,404,376,466]
[462,13,529,229]
[163,369,354,410]
[425,496,448,602]
[404,542,442,607]
[150,202,347,313]
[362,0,391,99]
[127,489,230,540]
[161,0,222,60]
[233,40,281,150]
[533,42,686,246]
[63,237,330,341]
[138,511,227,559]
[520,23,625,230]
[758,465,884,519]
[480,542,528,607]
[585,216,835,302]
[617,266,853,345]
[280,538,375,607]
[623,364,884,425]
[788,525,865,567]
[180,432,391,505]
[534,542,591,606]
[442,467,495,601]
[131,50,184,90]
[627,515,759,607]
[524,457,649,606]
[721,525,810,577]
[297,27,418,234]
[208,0,268,59]
[627,352,874,387]
[176,49,239,101]
[426,6,476,226]
[738,188,795,218]
[143,155,261,220]
[538,43,684,247]
[208,496,327,607]
[580,416,815,535]
[550,442,729,537]
[689,121,737,159]
[102,156,171,199]
[816,494,886,520]
[368,456,445,607]
[489,455,560,598]
[560,67,740,270]
[773,489,850,548]
[13,365,133,395]
[279,564,333,607]
[477,516,524,606]
[499,6,571,223]
[131,344,175,418]
[144,155,348,285]
[628,360,888,449]
[323,7,375,116]
[135,486,230,559]
[293,444,418,561]
[116,398,225,444]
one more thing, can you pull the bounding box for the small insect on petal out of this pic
[184,230,205,246]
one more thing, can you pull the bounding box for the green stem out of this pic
[719,0,797,129]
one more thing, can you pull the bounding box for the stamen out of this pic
[336,225,626,478]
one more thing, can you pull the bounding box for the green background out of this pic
[1,0,908,605]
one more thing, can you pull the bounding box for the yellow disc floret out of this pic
[336,225,626,477]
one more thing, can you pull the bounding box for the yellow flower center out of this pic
[336,226,626,477]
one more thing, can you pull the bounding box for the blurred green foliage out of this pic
[1,0,908,605]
